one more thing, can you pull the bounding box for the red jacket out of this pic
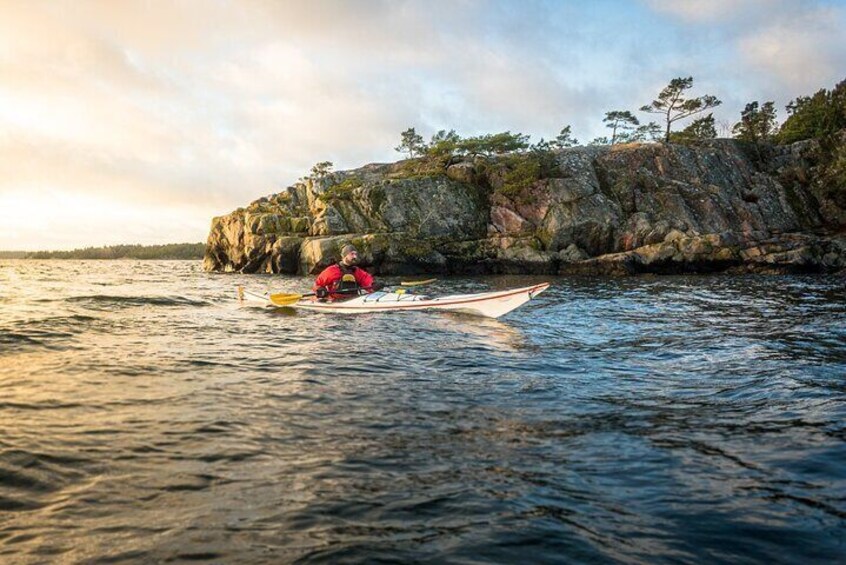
[313,263,374,300]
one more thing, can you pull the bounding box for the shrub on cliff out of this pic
[457,132,530,157]
[427,129,461,159]
[671,113,717,144]
[825,140,846,180]
[307,161,334,180]
[420,129,531,160]
[733,102,778,144]
[633,121,664,142]
[317,177,363,202]
[819,135,846,215]
[495,146,558,203]
[499,155,541,201]
[389,129,536,181]
[777,79,846,144]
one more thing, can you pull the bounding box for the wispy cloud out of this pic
[643,0,771,23]
[646,0,846,95]
[736,6,846,92]
[0,0,844,249]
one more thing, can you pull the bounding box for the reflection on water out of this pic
[426,314,527,352]
[0,260,845,563]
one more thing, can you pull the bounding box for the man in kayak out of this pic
[313,244,383,300]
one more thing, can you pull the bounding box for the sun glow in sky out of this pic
[1,0,845,250]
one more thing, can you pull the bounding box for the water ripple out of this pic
[0,261,844,563]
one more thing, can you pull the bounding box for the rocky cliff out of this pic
[204,136,846,275]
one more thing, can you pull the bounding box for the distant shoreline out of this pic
[0,243,204,260]
[0,257,202,261]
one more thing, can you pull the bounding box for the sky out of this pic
[1,0,845,250]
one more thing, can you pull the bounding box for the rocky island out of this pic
[204,134,845,276]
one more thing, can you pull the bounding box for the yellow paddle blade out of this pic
[269,292,305,306]
[400,278,437,287]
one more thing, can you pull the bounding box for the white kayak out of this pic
[242,283,550,319]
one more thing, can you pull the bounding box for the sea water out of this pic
[1,260,844,563]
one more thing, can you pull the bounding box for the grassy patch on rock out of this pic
[387,157,449,181]
[493,151,558,203]
[317,177,363,203]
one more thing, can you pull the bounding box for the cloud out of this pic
[644,0,846,96]
[1,0,844,249]
[643,0,772,23]
[736,7,846,92]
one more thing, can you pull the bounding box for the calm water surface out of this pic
[1,260,844,563]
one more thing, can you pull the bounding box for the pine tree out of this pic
[777,79,846,144]
[603,111,639,144]
[395,127,426,158]
[632,121,663,142]
[551,125,579,148]
[309,161,333,179]
[732,102,778,143]
[427,129,461,158]
[671,113,718,143]
[640,77,721,142]
[457,132,530,157]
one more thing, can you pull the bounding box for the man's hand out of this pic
[315,287,329,299]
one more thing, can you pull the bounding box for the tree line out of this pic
[25,242,205,260]
[390,76,846,158]
[301,76,844,183]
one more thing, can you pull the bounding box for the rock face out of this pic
[204,137,846,275]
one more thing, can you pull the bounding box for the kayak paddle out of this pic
[269,286,373,306]
[400,278,437,287]
[269,290,321,306]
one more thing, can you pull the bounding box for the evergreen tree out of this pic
[457,131,530,157]
[431,129,460,144]
[551,125,579,148]
[309,161,333,179]
[640,76,722,142]
[777,79,846,144]
[427,129,461,158]
[26,243,205,260]
[671,113,718,143]
[603,111,639,144]
[632,121,663,142]
[395,127,427,158]
[732,102,778,143]
[588,136,610,146]
[531,138,552,152]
